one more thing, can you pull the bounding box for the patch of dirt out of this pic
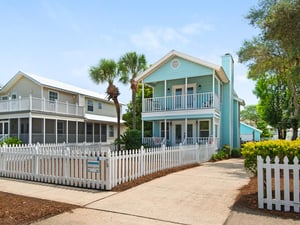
[0,192,78,225]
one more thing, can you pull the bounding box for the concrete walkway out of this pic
[0,159,298,225]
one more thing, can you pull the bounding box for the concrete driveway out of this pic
[0,158,250,225]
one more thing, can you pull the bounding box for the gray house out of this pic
[0,71,125,144]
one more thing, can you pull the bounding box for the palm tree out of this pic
[89,59,121,150]
[118,52,147,130]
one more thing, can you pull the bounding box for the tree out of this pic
[240,105,259,126]
[89,59,121,150]
[255,75,290,139]
[118,52,147,130]
[240,104,271,139]
[238,0,300,140]
[122,84,153,135]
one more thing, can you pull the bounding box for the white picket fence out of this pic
[257,155,300,213]
[0,143,216,190]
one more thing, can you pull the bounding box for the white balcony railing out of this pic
[142,136,219,147]
[0,96,84,117]
[143,92,220,113]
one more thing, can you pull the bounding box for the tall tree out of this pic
[89,59,121,150]
[118,52,147,130]
[238,0,300,140]
[122,83,152,133]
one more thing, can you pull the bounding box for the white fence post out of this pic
[34,143,40,180]
[293,157,300,213]
[106,149,111,190]
[140,146,145,176]
[257,155,264,209]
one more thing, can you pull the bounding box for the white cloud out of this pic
[181,22,214,35]
[130,22,213,52]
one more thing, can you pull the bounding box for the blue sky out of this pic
[0,0,259,107]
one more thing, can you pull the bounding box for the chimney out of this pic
[221,53,234,84]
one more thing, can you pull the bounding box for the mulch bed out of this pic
[0,192,78,225]
[233,175,300,220]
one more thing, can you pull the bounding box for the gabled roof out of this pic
[240,122,262,133]
[1,71,108,101]
[135,50,229,83]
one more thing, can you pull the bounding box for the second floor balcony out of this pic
[143,92,220,113]
[0,95,84,117]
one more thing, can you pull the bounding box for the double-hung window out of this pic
[87,100,94,112]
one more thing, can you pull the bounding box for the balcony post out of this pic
[76,103,78,115]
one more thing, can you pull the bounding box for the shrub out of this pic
[211,149,229,161]
[117,129,142,150]
[241,140,300,174]
[231,148,241,158]
[1,137,22,146]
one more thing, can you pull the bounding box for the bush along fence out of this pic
[0,143,216,190]
[257,155,300,213]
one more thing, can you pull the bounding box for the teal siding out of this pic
[240,123,261,142]
[145,57,213,83]
[140,51,243,150]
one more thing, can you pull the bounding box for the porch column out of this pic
[85,122,87,142]
[212,118,215,145]
[43,118,46,144]
[92,123,95,143]
[76,121,78,143]
[8,119,10,137]
[185,118,187,144]
[55,119,58,144]
[185,77,188,109]
[164,119,167,141]
[141,120,144,141]
[17,118,20,139]
[28,113,32,144]
[66,120,69,144]
[164,80,167,110]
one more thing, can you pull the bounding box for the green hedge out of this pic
[241,140,300,173]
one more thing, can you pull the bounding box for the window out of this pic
[57,121,64,134]
[199,121,209,137]
[109,125,114,137]
[11,94,17,100]
[87,100,94,112]
[49,91,58,102]
[1,96,8,101]
[98,102,102,109]
[187,124,193,137]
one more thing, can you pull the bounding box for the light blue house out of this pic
[240,122,261,142]
[136,50,244,149]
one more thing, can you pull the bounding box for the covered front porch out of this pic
[141,118,220,148]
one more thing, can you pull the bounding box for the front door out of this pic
[174,88,183,109]
[175,123,182,144]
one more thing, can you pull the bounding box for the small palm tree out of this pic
[89,59,121,150]
[118,52,147,130]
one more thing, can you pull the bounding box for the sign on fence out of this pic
[87,159,100,173]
